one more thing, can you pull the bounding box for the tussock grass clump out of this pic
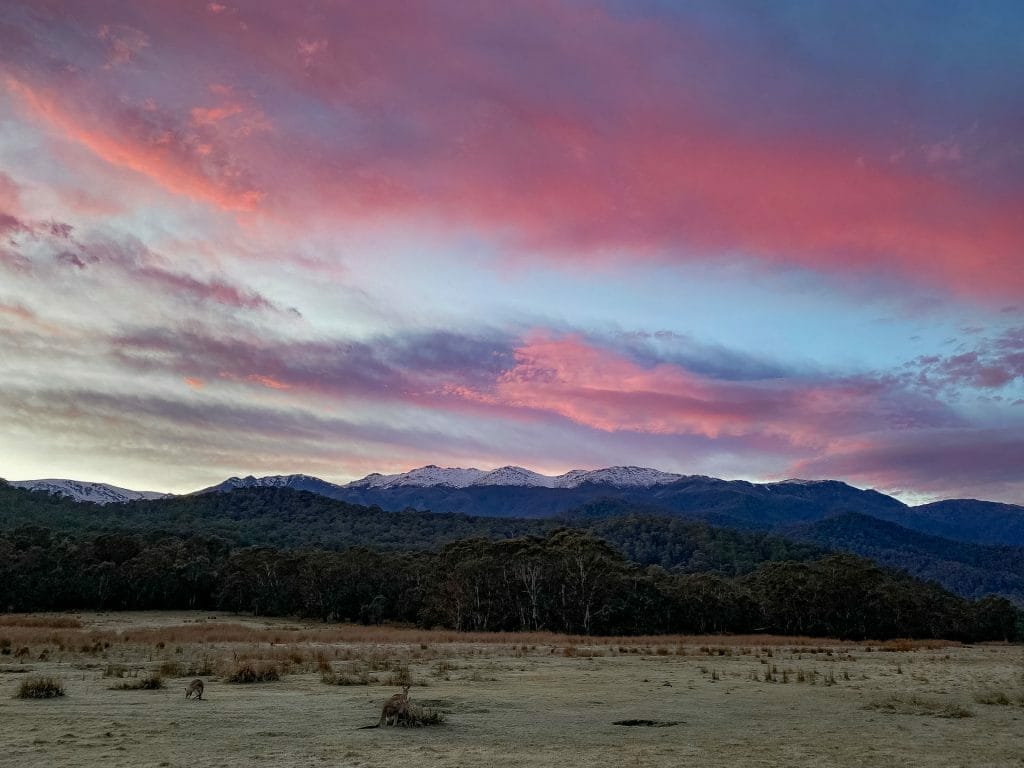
[187,656,216,677]
[102,664,128,678]
[432,660,455,678]
[401,704,445,727]
[974,688,1024,706]
[16,676,65,699]
[111,674,164,690]
[226,662,280,683]
[387,664,413,687]
[322,669,371,686]
[865,693,974,718]
[158,661,185,678]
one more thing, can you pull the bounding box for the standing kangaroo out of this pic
[185,679,204,700]
[378,685,411,727]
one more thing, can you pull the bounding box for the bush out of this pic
[187,656,215,677]
[387,664,412,687]
[111,674,164,690]
[403,704,445,727]
[974,688,1023,706]
[865,694,974,718]
[159,661,185,678]
[103,664,128,678]
[16,676,65,699]
[226,662,280,683]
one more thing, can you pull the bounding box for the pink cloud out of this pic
[447,334,958,449]
[4,77,263,212]
[0,171,23,216]
[1,1,1020,299]
[97,23,149,68]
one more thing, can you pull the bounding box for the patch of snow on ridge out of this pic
[10,479,169,504]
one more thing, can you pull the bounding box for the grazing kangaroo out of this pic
[358,685,410,728]
[185,679,204,700]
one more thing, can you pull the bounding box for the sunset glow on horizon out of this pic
[1,1,1022,502]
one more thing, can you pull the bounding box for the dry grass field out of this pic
[1,612,1022,768]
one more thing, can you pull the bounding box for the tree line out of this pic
[1,526,1018,641]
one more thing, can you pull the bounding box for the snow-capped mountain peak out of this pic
[346,465,486,489]
[343,464,688,490]
[470,466,555,487]
[557,466,685,488]
[196,474,333,494]
[9,479,170,504]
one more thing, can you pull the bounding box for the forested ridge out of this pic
[0,483,824,574]
[1,482,1020,640]
[0,526,1017,640]
[787,512,1024,605]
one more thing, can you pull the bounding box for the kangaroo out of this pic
[359,685,410,728]
[185,678,204,700]
[381,684,411,726]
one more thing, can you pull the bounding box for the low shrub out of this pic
[103,664,128,678]
[16,676,65,699]
[226,662,280,683]
[187,656,216,677]
[865,694,974,718]
[402,704,445,727]
[322,670,371,686]
[111,674,164,691]
[974,688,1023,706]
[159,661,185,678]
[387,664,412,687]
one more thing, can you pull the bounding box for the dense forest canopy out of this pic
[0,525,1017,641]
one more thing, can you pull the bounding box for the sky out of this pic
[1,1,1022,503]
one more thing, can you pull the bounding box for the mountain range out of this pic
[4,468,1024,605]
[8,464,1024,548]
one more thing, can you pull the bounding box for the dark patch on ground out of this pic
[613,719,681,727]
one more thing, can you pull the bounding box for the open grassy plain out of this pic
[1,612,1021,768]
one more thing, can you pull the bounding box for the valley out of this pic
[2,612,1022,768]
